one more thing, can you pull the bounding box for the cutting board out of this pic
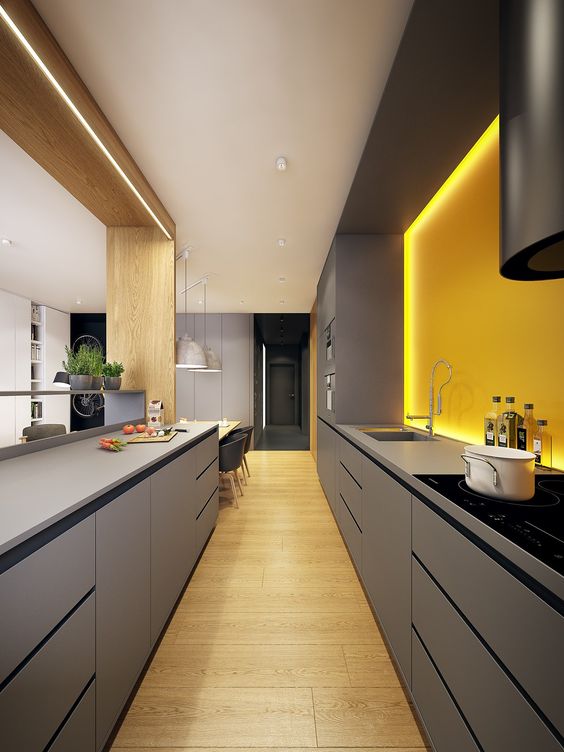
[127,431,177,444]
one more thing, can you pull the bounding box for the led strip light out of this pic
[0,4,173,240]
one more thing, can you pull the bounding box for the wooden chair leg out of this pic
[234,469,244,496]
[243,455,250,476]
[228,473,239,508]
[241,461,248,485]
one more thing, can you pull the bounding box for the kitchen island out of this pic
[0,422,220,752]
[317,417,564,752]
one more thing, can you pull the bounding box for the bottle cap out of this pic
[492,396,501,402]
[537,419,548,426]
[524,403,534,409]
[505,396,515,403]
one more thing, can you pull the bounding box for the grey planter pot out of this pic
[69,374,93,391]
[104,376,122,391]
[90,376,103,390]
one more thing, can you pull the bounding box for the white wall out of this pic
[176,313,253,427]
[0,289,30,446]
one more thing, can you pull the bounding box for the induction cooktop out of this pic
[414,474,564,576]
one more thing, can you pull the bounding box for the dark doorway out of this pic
[269,363,296,424]
[254,313,310,451]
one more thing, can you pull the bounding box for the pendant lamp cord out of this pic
[184,251,188,335]
[204,278,207,348]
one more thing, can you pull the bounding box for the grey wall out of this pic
[176,314,253,427]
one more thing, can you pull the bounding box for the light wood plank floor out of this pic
[111,451,429,750]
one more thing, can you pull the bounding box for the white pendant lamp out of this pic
[197,277,222,372]
[176,249,207,369]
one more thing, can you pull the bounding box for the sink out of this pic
[362,430,435,442]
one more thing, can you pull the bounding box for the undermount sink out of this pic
[361,429,436,442]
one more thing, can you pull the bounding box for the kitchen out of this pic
[1,1,563,751]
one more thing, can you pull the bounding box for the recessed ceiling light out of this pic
[276,157,287,171]
[278,276,286,283]
[279,299,285,305]
[198,299,203,305]
[240,299,245,305]
[277,238,286,247]
[75,299,82,305]
[1,237,12,246]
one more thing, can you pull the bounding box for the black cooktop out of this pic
[414,474,564,576]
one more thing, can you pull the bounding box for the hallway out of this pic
[110,451,428,750]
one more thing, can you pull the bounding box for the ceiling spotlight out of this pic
[278,276,286,283]
[277,238,286,248]
[239,299,245,305]
[279,299,285,305]
[276,156,287,171]
[1,237,12,246]
[75,299,82,305]
[198,299,203,305]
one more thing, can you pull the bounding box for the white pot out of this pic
[461,445,536,501]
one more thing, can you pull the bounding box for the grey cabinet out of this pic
[150,451,196,644]
[317,418,337,512]
[96,480,150,751]
[49,682,95,752]
[316,234,403,425]
[337,437,363,570]
[362,457,411,684]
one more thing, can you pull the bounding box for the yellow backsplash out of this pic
[404,118,564,470]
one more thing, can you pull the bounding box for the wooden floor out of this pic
[111,451,429,751]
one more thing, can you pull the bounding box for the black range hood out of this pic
[500,0,564,280]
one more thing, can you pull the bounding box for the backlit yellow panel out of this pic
[404,118,564,469]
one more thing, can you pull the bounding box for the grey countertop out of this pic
[337,424,564,601]
[0,422,218,558]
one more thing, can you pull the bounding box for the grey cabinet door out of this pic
[317,239,336,332]
[150,450,196,644]
[96,480,150,750]
[317,418,336,512]
[362,458,411,685]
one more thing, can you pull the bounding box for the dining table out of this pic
[176,419,241,442]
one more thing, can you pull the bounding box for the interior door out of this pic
[269,363,296,424]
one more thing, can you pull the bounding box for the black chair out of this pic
[22,424,67,442]
[231,426,254,481]
[219,434,246,507]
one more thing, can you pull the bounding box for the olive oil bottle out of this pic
[484,396,502,446]
[517,403,536,451]
[497,396,522,449]
[533,420,552,467]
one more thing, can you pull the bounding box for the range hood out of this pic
[500,0,564,280]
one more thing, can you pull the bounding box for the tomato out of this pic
[135,424,146,433]
[122,424,135,434]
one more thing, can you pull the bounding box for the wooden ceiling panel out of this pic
[0,0,174,236]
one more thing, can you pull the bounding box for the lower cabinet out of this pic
[95,480,151,750]
[317,418,337,512]
[150,451,196,644]
[362,457,412,685]
[49,682,96,752]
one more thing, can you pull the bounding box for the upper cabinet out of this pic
[316,234,403,425]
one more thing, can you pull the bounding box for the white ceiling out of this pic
[31,0,413,312]
[0,129,106,313]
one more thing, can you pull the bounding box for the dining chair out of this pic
[231,426,254,482]
[22,424,67,442]
[219,434,246,507]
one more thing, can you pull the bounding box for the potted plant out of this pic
[102,361,124,390]
[63,344,93,390]
[89,346,104,390]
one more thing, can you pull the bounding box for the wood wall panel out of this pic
[106,228,176,423]
[309,299,317,460]
[0,0,174,237]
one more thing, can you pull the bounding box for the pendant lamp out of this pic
[176,249,207,369]
[198,277,222,372]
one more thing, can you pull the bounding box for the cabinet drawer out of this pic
[339,494,362,570]
[196,488,218,554]
[412,631,479,752]
[338,462,362,528]
[196,431,218,477]
[49,681,95,752]
[0,516,95,684]
[196,458,219,516]
[0,593,95,752]
[413,498,564,736]
[413,559,561,751]
[339,437,362,484]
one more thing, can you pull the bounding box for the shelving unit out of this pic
[30,303,44,424]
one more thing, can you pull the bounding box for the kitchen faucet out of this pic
[406,359,453,438]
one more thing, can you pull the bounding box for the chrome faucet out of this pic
[406,359,453,437]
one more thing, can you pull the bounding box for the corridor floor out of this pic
[111,451,429,751]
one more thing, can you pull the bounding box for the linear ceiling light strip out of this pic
[0,5,172,240]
